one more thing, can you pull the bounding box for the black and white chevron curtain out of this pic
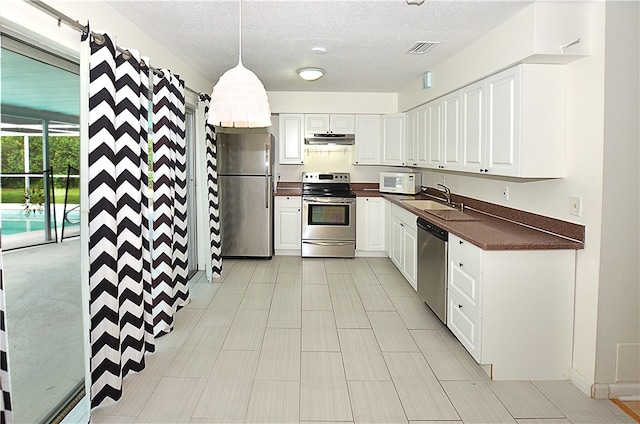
[87,32,155,408]
[86,30,189,408]
[151,71,190,336]
[200,96,222,279]
[0,250,12,424]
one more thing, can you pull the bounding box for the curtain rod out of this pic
[25,0,202,98]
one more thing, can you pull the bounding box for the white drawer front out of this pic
[276,196,301,207]
[449,234,483,274]
[392,204,418,228]
[449,262,482,317]
[448,290,482,362]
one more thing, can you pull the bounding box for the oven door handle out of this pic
[303,197,355,204]
[303,241,354,246]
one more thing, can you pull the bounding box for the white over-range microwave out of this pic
[379,172,422,195]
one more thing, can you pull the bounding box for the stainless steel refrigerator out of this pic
[218,132,274,258]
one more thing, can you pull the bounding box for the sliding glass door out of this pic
[1,36,84,423]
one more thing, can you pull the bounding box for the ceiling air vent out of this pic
[404,41,439,54]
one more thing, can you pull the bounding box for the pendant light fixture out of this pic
[208,0,271,128]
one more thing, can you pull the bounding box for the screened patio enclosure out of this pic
[1,34,84,423]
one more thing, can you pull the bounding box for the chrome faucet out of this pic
[437,183,452,204]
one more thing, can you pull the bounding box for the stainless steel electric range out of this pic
[301,172,356,258]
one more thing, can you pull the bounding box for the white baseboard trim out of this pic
[571,369,640,400]
[355,250,387,257]
[570,368,593,397]
[274,249,301,256]
[598,382,640,401]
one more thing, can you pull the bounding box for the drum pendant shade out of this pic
[208,0,271,128]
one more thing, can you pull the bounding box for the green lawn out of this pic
[1,187,80,204]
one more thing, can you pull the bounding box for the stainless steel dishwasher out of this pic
[417,217,449,324]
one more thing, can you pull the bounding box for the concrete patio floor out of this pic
[3,238,84,423]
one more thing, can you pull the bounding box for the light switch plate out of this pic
[570,195,582,216]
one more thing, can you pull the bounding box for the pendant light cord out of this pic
[238,0,243,65]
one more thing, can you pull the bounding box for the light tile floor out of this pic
[90,257,635,424]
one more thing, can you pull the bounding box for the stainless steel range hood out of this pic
[304,133,355,145]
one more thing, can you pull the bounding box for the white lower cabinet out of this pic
[274,196,301,252]
[384,199,392,256]
[447,234,576,380]
[389,204,417,290]
[356,197,386,252]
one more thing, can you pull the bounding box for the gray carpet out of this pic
[3,239,84,424]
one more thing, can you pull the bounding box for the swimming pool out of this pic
[1,206,80,236]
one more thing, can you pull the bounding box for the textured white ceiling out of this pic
[108,0,532,92]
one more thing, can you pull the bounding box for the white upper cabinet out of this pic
[353,115,381,165]
[425,98,443,169]
[458,64,565,177]
[405,109,418,167]
[490,64,565,177]
[442,91,462,170]
[304,114,355,134]
[415,106,429,168]
[278,114,305,164]
[460,80,486,173]
[382,113,406,166]
[485,68,520,175]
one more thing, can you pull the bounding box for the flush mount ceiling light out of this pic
[297,68,325,81]
[208,0,271,128]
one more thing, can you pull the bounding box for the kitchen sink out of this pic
[401,200,455,210]
[401,199,480,222]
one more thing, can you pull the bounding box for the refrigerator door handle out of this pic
[265,140,271,177]
[265,178,270,209]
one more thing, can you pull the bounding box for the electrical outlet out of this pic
[501,186,509,201]
[440,175,446,185]
[570,195,582,216]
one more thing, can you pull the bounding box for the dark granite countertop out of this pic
[382,193,584,251]
[273,181,584,251]
[274,182,302,196]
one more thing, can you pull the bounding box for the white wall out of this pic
[1,0,213,98]
[266,91,400,183]
[268,91,397,114]
[398,2,591,113]
[399,1,640,399]
[594,1,640,398]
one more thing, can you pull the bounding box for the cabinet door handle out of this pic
[458,304,463,309]
[459,263,463,267]
[459,240,463,245]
